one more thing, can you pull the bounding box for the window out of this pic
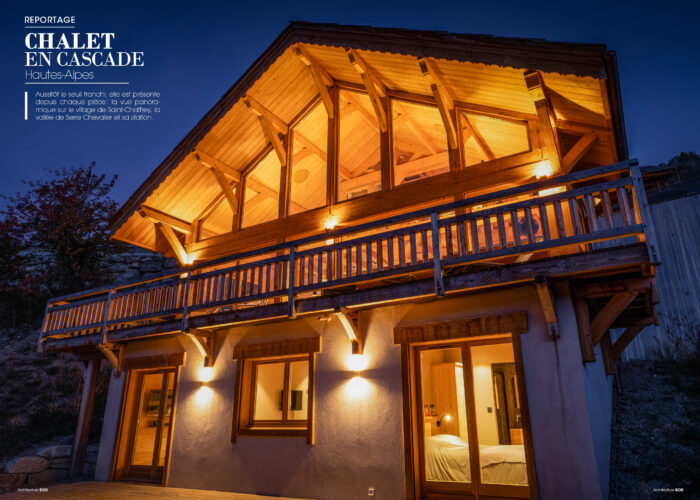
[289,102,328,215]
[241,151,282,228]
[233,337,320,441]
[337,90,382,201]
[461,112,530,167]
[392,100,449,186]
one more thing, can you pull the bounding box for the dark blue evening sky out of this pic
[1,0,698,207]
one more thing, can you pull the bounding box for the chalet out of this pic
[38,22,660,500]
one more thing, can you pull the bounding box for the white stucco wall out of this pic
[93,285,612,500]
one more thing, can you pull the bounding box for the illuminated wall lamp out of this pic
[198,366,214,383]
[436,413,452,427]
[534,160,554,179]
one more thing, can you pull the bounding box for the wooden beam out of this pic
[419,58,458,149]
[195,150,241,182]
[574,297,596,362]
[70,358,98,478]
[97,343,124,376]
[524,70,561,173]
[334,307,362,354]
[294,43,334,119]
[208,166,239,215]
[394,312,528,344]
[346,49,387,132]
[461,114,495,161]
[562,133,598,173]
[590,290,639,344]
[574,277,651,298]
[138,205,191,234]
[155,222,189,266]
[534,276,559,338]
[242,94,289,134]
[185,329,215,367]
[611,322,649,363]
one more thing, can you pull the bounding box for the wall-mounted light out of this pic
[347,353,368,372]
[534,160,553,179]
[324,214,338,231]
[198,366,214,383]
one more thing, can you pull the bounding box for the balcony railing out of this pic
[39,159,657,346]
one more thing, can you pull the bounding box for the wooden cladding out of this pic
[393,312,528,344]
[122,352,185,371]
[233,336,321,359]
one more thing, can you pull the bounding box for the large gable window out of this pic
[337,90,382,201]
[461,113,530,167]
[241,151,282,228]
[392,100,449,186]
[289,103,329,215]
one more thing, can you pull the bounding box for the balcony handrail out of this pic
[45,159,639,306]
[41,159,652,341]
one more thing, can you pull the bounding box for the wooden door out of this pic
[115,369,176,484]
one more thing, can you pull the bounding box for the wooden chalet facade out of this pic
[39,23,659,500]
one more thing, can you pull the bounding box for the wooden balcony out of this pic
[39,160,658,353]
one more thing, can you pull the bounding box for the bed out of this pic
[425,434,528,485]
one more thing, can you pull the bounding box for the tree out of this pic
[1,163,121,322]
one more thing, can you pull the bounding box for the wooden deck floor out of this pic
[1,481,310,499]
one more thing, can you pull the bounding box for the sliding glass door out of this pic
[414,337,532,498]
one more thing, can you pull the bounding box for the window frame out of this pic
[248,355,310,428]
[232,336,320,443]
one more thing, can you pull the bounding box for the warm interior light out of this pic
[534,160,554,179]
[198,366,214,383]
[538,186,566,197]
[444,414,452,422]
[347,353,368,372]
[324,214,338,230]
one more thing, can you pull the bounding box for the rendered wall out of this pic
[94,285,611,500]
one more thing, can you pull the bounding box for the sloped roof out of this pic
[110,21,627,249]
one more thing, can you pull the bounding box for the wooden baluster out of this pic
[421,229,429,263]
[470,218,479,253]
[554,200,566,239]
[601,190,615,229]
[584,193,598,232]
[387,236,395,270]
[458,220,468,256]
[510,210,521,248]
[410,232,418,265]
[376,240,384,271]
[630,165,660,264]
[365,242,372,273]
[483,216,493,252]
[525,207,535,244]
[445,224,453,257]
[398,234,406,268]
[539,204,551,241]
[345,246,352,277]
[335,248,342,279]
[497,212,507,249]
[617,187,632,226]
[568,198,583,235]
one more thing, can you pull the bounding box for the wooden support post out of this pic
[524,70,561,173]
[590,291,639,344]
[534,276,559,338]
[334,307,362,354]
[287,247,296,318]
[70,358,99,478]
[180,271,192,333]
[430,213,445,296]
[600,332,615,375]
[630,165,660,265]
[573,297,596,362]
[185,329,216,367]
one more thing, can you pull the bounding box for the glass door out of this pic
[122,369,175,483]
[414,338,531,499]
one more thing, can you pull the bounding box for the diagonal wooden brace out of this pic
[334,306,363,354]
[97,342,124,377]
[185,329,216,367]
[535,276,560,338]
